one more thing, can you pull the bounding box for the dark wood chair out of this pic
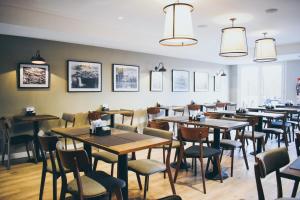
[120,109,134,125]
[61,113,77,149]
[187,104,201,116]
[174,126,223,194]
[56,142,125,200]
[92,124,138,175]
[128,127,176,200]
[0,117,37,170]
[88,111,102,124]
[254,147,295,200]
[38,131,72,200]
[147,107,161,122]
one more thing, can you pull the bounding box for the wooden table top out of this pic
[281,157,300,181]
[247,107,299,113]
[208,110,285,119]
[99,110,132,115]
[157,116,249,130]
[51,127,170,155]
[14,114,59,122]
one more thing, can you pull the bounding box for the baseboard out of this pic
[0,143,84,161]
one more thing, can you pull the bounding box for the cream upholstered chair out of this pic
[92,123,138,175]
[254,147,295,200]
[128,127,176,200]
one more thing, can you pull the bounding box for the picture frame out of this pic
[172,70,189,92]
[194,72,209,92]
[18,63,50,88]
[214,75,221,91]
[67,60,102,92]
[112,64,139,92]
[150,71,163,92]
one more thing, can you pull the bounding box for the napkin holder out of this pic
[25,106,36,116]
[196,115,206,122]
[93,126,111,136]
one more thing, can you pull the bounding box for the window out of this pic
[237,63,284,107]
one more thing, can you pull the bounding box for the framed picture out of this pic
[172,70,189,92]
[18,63,50,88]
[112,64,139,92]
[150,71,163,92]
[214,75,221,91]
[67,60,102,92]
[194,72,209,92]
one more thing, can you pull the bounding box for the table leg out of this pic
[206,128,228,180]
[118,154,128,200]
[84,143,92,164]
[250,117,263,155]
[110,114,115,128]
[165,109,169,117]
[33,121,42,161]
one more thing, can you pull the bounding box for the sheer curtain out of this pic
[237,63,284,107]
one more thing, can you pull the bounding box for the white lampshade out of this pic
[254,35,277,62]
[219,19,248,57]
[159,3,197,46]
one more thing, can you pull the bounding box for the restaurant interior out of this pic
[1,0,300,200]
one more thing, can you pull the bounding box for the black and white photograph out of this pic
[150,71,163,92]
[194,72,209,92]
[172,70,189,92]
[68,60,102,92]
[113,64,139,92]
[18,63,49,88]
[214,75,221,91]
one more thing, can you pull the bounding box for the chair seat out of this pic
[287,120,299,126]
[220,139,242,149]
[88,171,126,192]
[67,175,107,198]
[158,195,182,200]
[46,159,70,173]
[185,146,221,158]
[92,151,132,163]
[263,128,284,134]
[271,121,291,127]
[10,134,34,145]
[244,131,266,139]
[128,159,166,175]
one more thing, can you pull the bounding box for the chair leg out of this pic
[147,149,152,159]
[205,158,211,173]
[199,157,206,194]
[111,163,114,176]
[64,138,68,150]
[7,142,10,170]
[72,140,77,150]
[39,169,46,200]
[174,146,184,183]
[93,159,98,171]
[241,144,249,170]
[277,134,281,148]
[230,149,235,177]
[2,143,6,165]
[283,133,289,148]
[52,174,57,200]
[143,176,149,200]
[220,149,224,162]
[114,187,123,200]
[136,173,142,190]
[25,142,31,160]
[292,180,299,198]
[31,141,38,164]
[215,155,223,183]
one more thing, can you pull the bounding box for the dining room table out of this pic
[207,110,285,153]
[156,116,249,180]
[14,114,59,161]
[51,126,172,200]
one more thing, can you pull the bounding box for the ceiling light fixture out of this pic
[31,50,46,64]
[254,32,277,62]
[219,18,248,57]
[154,62,167,72]
[159,1,198,46]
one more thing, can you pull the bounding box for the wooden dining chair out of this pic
[88,111,102,124]
[56,142,125,200]
[128,127,176,200]
[92,124,138,175]
[120,109,134,125]
[61,113,77,149]
[147,107,161,122]
[254,147,294,200]
[174,126,223,194]
[38,130,72,200]
[0,117,37,170]
[215,102,227,110]
[187,104,201,116]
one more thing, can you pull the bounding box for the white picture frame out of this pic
[172,70,189,92]
[150,71,163,92]
[194,72,209,92]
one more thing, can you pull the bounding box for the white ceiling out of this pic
[0,0,300,65]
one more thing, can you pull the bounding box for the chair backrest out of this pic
[38,130,59,172]
[180,126,209,142]
[143,127,173,140]
[114,123,138,133]
[88,111,101,124]
[296,133,300,156]
[173,108,184,116]
[187,104,201,114]
[226,104,237,111]
[254,147,290,200]
[204,112,222,119]
[147,107,161,121]
[62,113,75,128]
[120,109,134,125]
[215,102,227,110]
[148,121,170,131]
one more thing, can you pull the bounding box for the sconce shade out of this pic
[254,36,277,62]
[159,3,197,46]
[31,50,46,64]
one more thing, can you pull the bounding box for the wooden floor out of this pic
[0,139,299,200]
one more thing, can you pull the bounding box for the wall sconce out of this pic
[31,50,46,64]
[154,62,167,72]
[216,69,226,76]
